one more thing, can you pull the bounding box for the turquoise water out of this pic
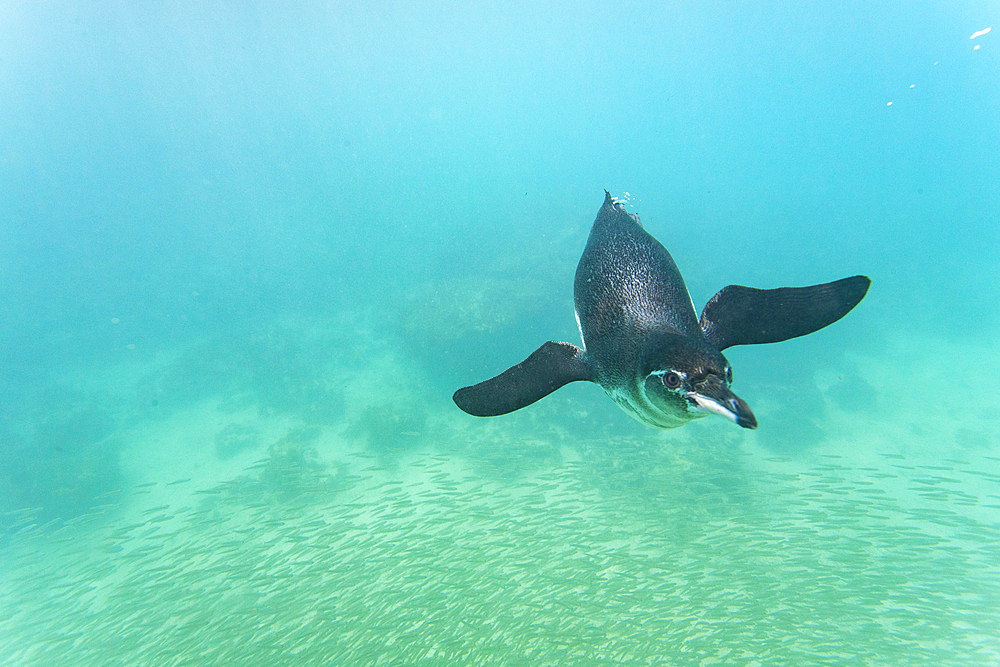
[2,3,998,664]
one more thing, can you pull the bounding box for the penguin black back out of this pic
[574,192,701,386]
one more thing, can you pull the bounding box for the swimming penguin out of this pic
[453,191,870,429]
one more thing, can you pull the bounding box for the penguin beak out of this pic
[687,375,757,429]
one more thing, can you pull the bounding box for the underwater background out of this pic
[1,2,998,664]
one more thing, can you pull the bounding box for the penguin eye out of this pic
[661,371,682,389]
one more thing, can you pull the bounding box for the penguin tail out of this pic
[453,341,593,417]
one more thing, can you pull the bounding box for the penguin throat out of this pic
[606,382,702,430]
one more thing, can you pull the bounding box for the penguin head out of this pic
[640,335,757,429]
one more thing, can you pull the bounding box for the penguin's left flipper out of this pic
[700,275,871,351]
[453,341,593,417]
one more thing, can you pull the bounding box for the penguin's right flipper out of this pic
[700,275,871,350]
[453,341,593,417]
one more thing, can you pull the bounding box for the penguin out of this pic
[453,191,870,429]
